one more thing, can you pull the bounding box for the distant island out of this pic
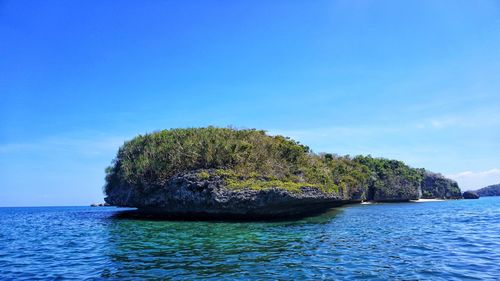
[104,127,462,219]
[474,183,500,197]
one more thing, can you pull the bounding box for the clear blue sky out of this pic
[1,0,500,206]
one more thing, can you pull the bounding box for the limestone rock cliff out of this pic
[420,172,462,199]
[463,191,480,199]
[105,170,345,219]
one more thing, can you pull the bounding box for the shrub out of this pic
[105,127,314,194]
[104,127,449,201]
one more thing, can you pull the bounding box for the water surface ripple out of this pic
[1,198,499,280]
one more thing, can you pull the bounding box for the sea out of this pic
[0,197,499,280]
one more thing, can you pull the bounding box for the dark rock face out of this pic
[475,184,500,197]
[367,175,421,202]
[463,191,480,199]
[105,171,345,219]
[421,172,462,199]
[371,182,421,202]
[105,169,464,219]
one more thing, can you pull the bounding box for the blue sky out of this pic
[1,0,500,206]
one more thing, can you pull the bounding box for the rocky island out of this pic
[474,183,500,197]
[463,191,480,199]
[104,127,462,219]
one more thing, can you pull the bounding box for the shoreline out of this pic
[410,198,446,203]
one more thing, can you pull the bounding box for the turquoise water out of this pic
[1,198,499,280]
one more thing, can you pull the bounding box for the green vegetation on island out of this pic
[420,171,462,199]
[105,127,460,203]
[474,184,500,197]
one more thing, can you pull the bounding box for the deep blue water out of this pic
[1,198,499,280]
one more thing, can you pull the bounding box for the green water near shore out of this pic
[1,197,499,280]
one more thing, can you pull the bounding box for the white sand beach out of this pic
[410,198,446,203]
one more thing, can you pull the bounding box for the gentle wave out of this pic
[0,198,499,280]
